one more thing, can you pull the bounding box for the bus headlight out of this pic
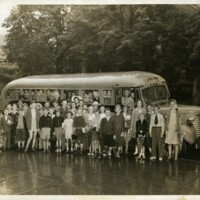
[187,117,195,126]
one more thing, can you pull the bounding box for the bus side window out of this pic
[134,89,140,106]
[18,89,27,100]
[63,90,79,102]
[103,90,112,105]
[36,89,47,102]
[6,89,18,99]
[82,90,91,104]
[115,89,122,105]
[82,90,100,104]
[24,89,30,100]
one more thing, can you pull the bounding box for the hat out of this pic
[92,101,100,106]
[71,96,82,102]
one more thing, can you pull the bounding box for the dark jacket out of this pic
[53,116,64,128]
[110,114,125,136]
[39,115,52,129]
[9,112,19,128]
[73,116,85,129]
[136,119,148,137]
[1,115,13,132]
[99,117,113,135]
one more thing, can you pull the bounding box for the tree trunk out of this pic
[192,76,199,105]
[192,76,197,97]
[81,63,87,73]
[56,57,63,74]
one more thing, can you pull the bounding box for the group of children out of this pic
[0,96,181,161]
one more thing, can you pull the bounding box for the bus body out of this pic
[0,71,200,149]
[0,71,169,108]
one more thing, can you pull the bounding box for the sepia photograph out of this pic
[0,0,200,197]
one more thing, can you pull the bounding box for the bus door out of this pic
[114,88,122,105]
[114,87,138,106]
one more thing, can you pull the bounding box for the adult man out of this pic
[149,105,165,161]
[24,102,40,152]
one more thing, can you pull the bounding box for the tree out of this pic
[2,4,198,86]
[185,10,200,96]
[3,5,70,75]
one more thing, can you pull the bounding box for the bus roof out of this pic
[2,71,166,92]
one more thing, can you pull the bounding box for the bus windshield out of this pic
[142,85,168,104]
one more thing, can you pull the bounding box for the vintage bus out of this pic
[0,71,170,108]
[0,71,200,154]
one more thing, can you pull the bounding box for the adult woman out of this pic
[165,99,180,161]
[121,89,134,111]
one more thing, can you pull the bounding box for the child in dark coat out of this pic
[73,106,86,153]
[110,105,125,158]
[136,113,148,159]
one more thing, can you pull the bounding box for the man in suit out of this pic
[24,101,40,152]
[1,109,13,150]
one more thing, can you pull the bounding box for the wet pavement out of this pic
[0,151,199,195]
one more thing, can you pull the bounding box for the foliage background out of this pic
[1,5,200,103]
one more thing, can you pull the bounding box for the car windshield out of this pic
[142,85,168,104]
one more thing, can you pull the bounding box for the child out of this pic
[130,100,147,156]
[110,104,125,158]
[10,104,19,149]
[136,113,148,159]
[63,112,74,153]
[73,106,86,153]
[39,108,52,152]
[96,106,106,157]
[1,109,13,150]
[16,109,26,151]
[99,108,115,157]
[53,110,64,153]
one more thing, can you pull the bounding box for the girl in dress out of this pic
[130,99,147,155]
[63,112,74,153]
[165,99,180,161]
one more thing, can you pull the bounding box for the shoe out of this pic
[97,154,101,159]
[87,152,91,156]
[108,152,112,157]
[174,158,178,162]
[142,153,146,160]
[167,157,172,162]
[24,148,28,153]
[150,157,156,160]
[159,157,163,161]
[102,153,107,157]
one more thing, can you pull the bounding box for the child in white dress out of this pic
[63,112,74,153]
